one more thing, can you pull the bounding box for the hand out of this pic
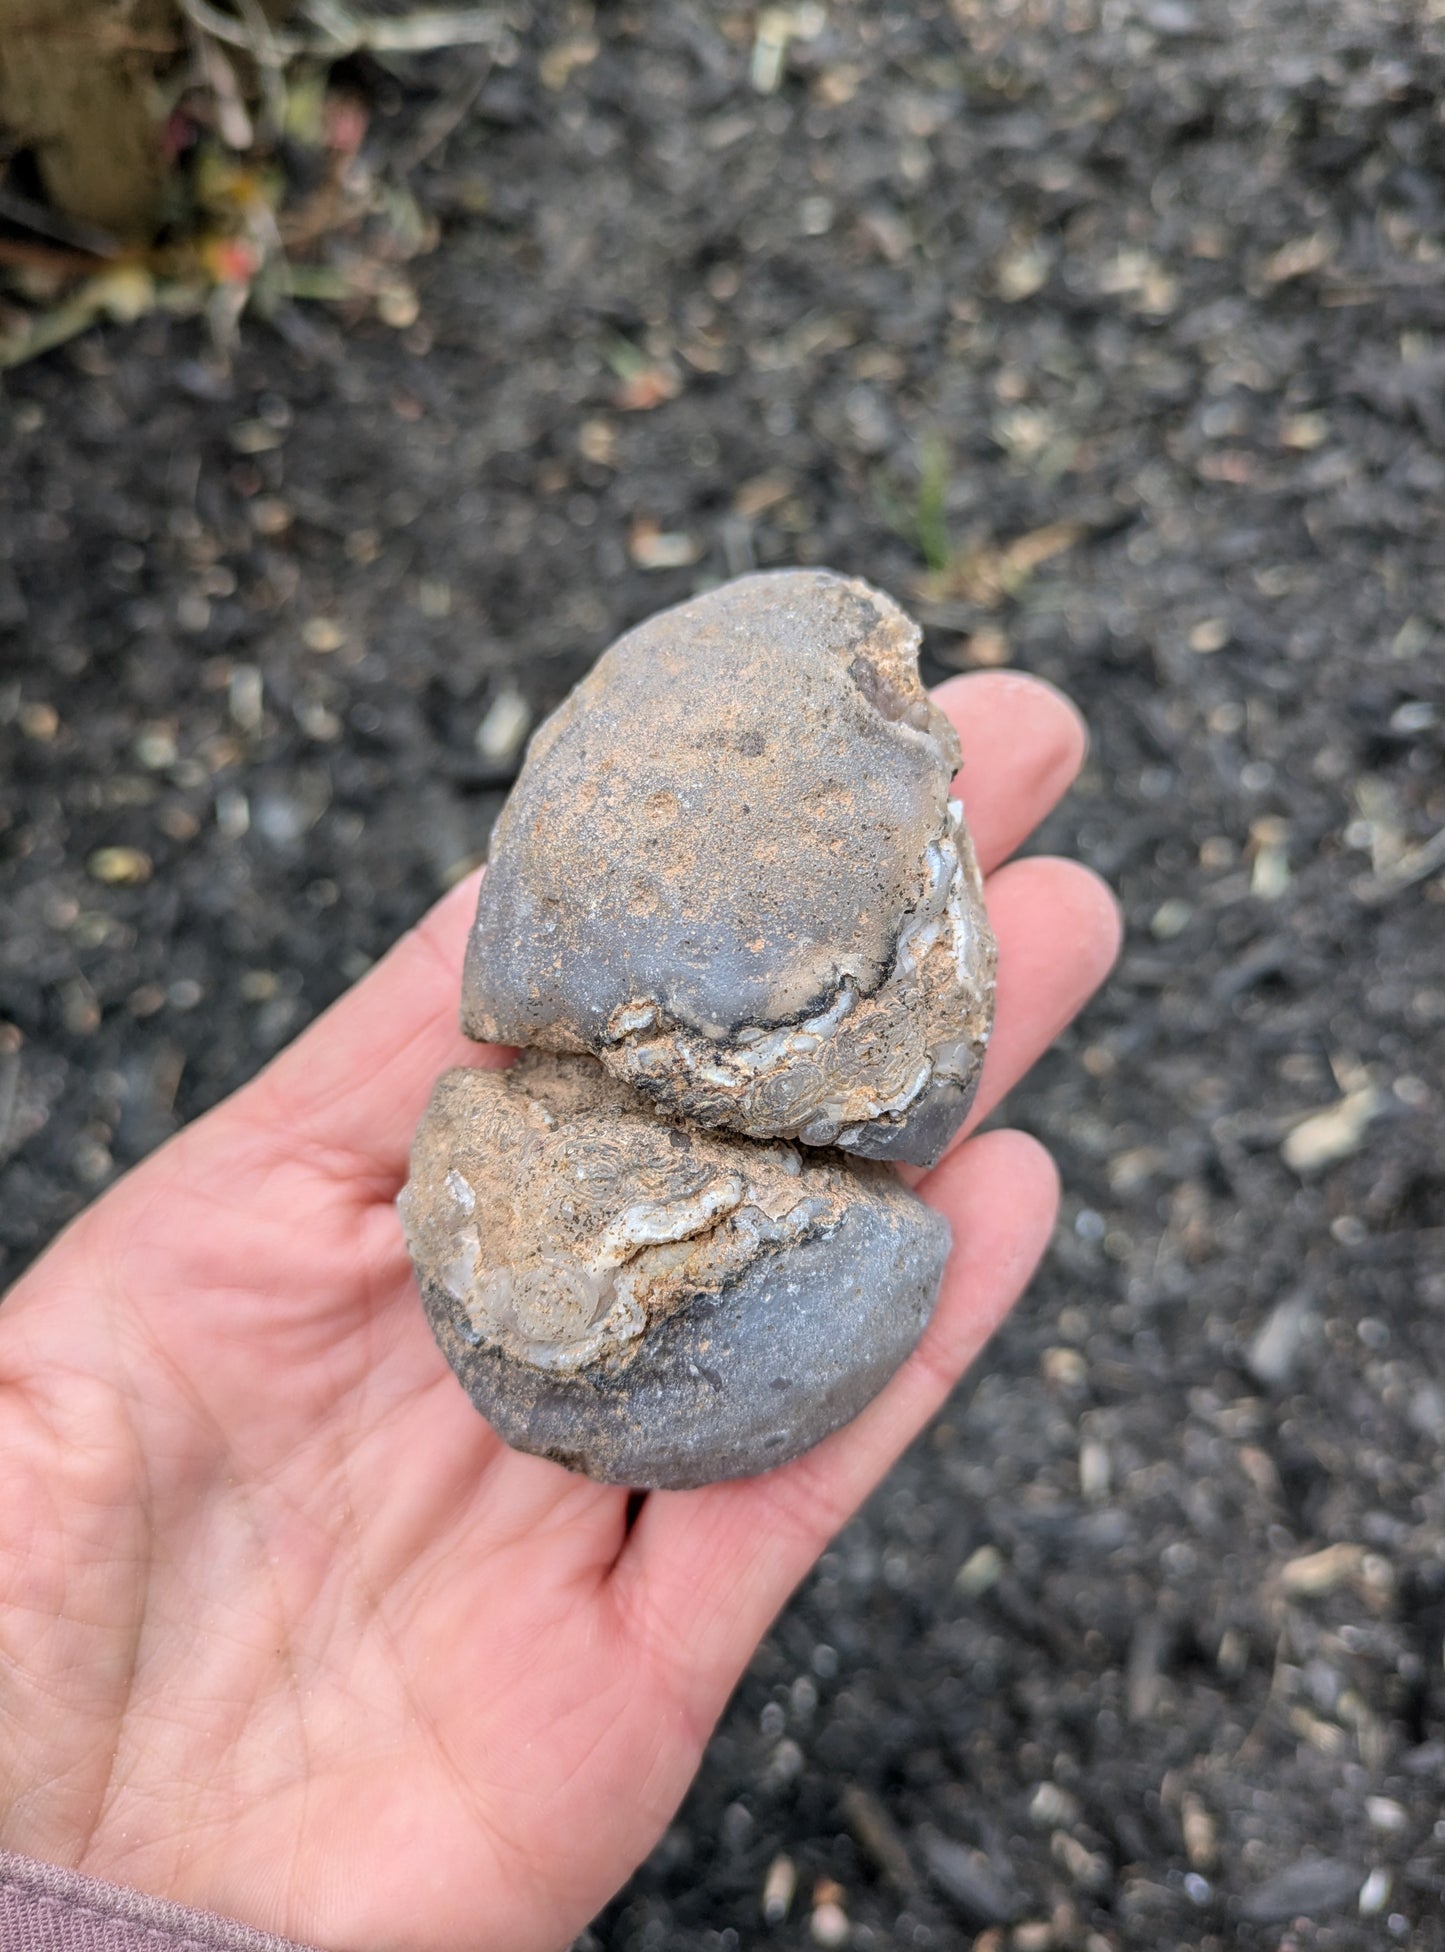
[0,671,1118,1952]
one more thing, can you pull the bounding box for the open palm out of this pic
[0,672,1118,1952]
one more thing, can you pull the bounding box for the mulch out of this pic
[3,3,1444,1946]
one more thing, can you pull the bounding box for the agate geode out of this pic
[401,570,996,1487]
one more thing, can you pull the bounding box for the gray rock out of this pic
[1238,1858,1363,1924]
[400,1054,951,1487]
[1245,1289,1315,1390]
[919,1829,1023,1927]
[462,569,995,1169]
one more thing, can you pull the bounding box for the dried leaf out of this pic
[920,522,1082,607]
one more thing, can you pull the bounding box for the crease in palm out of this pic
[0,671,1119,1952]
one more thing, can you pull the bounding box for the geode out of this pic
[400,1054,951,1488]
[462,569,996,1168]
[402,569,995,1486]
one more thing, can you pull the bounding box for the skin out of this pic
[0,671,1120,1952]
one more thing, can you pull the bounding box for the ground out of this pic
[2,2,1445,1948]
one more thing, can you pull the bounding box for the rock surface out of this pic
[400,1054,951,1487]
[462,569,995,1168]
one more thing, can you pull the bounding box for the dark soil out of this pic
[3,3,1445,1948]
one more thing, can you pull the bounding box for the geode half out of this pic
[400,1054,951,1488]
[461,569,996,1168]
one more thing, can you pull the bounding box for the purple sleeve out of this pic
[0,1854,319,1952]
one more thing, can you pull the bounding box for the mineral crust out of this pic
[400,1054,951,1488]
[462,568,996,1168]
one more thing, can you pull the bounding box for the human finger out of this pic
[933,669,1087,873]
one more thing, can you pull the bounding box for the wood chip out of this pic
[1260,233,1335,284]
[762,1853,796,1924]
[302,616,346,653]
[627,520,701,569]
[1278,1541,1363,1597]
[1281,1088,1383,1171]
[88,846,152,886]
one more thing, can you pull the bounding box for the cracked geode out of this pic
[462,569,997,1168]
[401,1054,951,1487]
[404,570,990,1484]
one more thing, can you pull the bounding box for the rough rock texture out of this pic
[400,1054,951,1487]
[462,570,996,1167]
